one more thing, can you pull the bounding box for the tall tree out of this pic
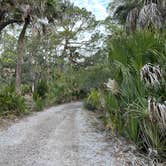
[52,2,100,69]
[16,13,30,93]
[0,0,66,93]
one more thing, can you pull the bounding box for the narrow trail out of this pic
[0,102,146,166]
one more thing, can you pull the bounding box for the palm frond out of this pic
[126,7,140,33]
[137,3,163,29]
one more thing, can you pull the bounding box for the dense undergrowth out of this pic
[0,84,26,116]
[0,64,111,116]
[85,30,166,163]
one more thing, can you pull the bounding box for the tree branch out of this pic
[0,19,23,32]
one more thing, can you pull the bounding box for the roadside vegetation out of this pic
[85,0,166,164]
[0,0,165,164]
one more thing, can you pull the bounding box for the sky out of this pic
[70,0,110,20]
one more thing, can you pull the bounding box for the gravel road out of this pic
[0,102,148,166]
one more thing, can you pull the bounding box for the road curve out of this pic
[0,102,120,166]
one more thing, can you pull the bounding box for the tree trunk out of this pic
[60,39,68,72]
[16,17,29,94]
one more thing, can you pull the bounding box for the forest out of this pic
[0,0,166,165]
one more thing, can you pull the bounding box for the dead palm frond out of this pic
[137,3,163,29]
[126,7,139,33]
[148,98,166,130]
[104,79,119,95]
[140,63,162,87]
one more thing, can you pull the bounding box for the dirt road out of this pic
[0,102,147,166]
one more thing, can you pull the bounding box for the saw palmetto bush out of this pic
[46,73,81,105]
[141,120,166,161]
[0,84,26,116]
[102,29,166,162]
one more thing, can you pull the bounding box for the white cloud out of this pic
[70,0,109,20]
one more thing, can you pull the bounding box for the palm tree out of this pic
[108,0,165,32]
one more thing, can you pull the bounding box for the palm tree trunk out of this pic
[16,17,29,94]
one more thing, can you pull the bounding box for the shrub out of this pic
[105,30,166,162]
[33,91,44,112]
[46,72,87,105]
[35,96,44,112]
[36,80,48,100]
[84,89,104,111]
[78,65,112,93]
[84,30,166,162]
[140,120,166,161]
[104,92,124,134]
[0,84,26,116]
[21,84,31,95]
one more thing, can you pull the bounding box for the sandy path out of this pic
[0,102,146,166]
